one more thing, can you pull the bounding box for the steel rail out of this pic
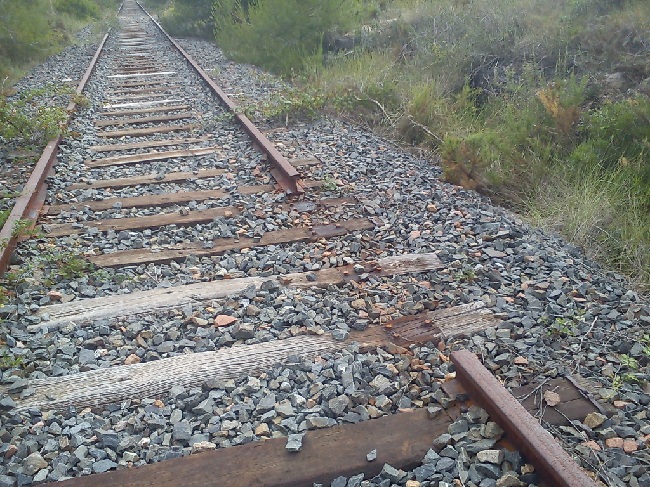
[0,31,111,276]
[451,349,599,487]
[135,1,303,195]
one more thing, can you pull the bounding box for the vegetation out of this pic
[213,0,370,77]
[142,0,215,38]
[175,0,647,290]
[0,0,119,83]
[0,84,72,146]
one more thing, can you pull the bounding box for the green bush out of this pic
[215,0,368,77]
[0,0,52,67]
[54,0,100,19]
[158,0,215,38]
[572,97,650,173]
[0,85,71,145]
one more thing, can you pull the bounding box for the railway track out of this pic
[0,1,635,486]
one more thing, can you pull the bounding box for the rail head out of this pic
[0,31,111,276]
[135,0,303,195]
[451,349,600,487]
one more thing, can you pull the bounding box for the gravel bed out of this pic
[1,10,650,487]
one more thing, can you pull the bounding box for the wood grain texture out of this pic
[4,335,341,412]
[66,167,227,190]
[88,218,374,267]
[16,301,488,412]
[53,409,452,487]
[94,112,193,128]
[96,104,190,117]
[31,253,442,330]
[42,206,241,237]
[85,146,221,168]
[88,136,212,152]
[96,123,197,138]
[47,189,229,214]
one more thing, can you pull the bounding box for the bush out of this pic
[158,0,214,38]
[0,0,52,67]
[54,0,100,19]
[215,0,368,77]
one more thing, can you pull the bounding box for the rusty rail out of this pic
[451,350,599,487]
[0,32,111,276]
[136,1,303,195]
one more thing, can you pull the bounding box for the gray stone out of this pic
[448,419,469,435]
[97,430,119,449]
[275,400,295,418]
[173,421,192,442]
[347,473,364,487]
[476,449,504,464]
[92,459,117,474]
[328,395,350,415]
[331,476,347,487]
[436,457,455,471]
[78,348,96,364]
[427,405,443,419]
[285,433,304,452]
[423,449,440,464]
[23,452,48,476]
[414,463,437,481]
[475,463,501,479]
[257,393,276,413]
[583,412,606,429]
[370,375,394,395]
[232,322,255,340]
[0,475,15,487]
[465,439,497,454]
[366,449,377,462]
[0,395,16,410]
[380,463,404,482]
[432,433,452,451]
[496,471,525,487]
[481,422,504,440]
[306,416,330,429]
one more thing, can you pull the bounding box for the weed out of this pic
[0,84,72,145]
[0,351,24,370]
[11,219,43,239]
[547,316,577,338]
[71,93,90,108]
[454,268,476,283]
[321,175,339,191]
[619,354,640,371]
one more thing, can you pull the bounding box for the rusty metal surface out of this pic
[451,350,599,487]
[0,32,110,276]
[136,2,303,195]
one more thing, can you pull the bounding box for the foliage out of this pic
[3,246,99,288]
[215,0,370,77]
[54,0,100,19]
[0,85,71,145]
[304,0,650,290]
[0,351,24,371]
[155,0,215,38]
[237,87,326,122]
[0,0,120,83]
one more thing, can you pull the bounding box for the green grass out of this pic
[0,0,120,85]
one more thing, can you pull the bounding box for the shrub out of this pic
[215,0,368,77]
[54,0,100,19]
[159,0,215,38]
